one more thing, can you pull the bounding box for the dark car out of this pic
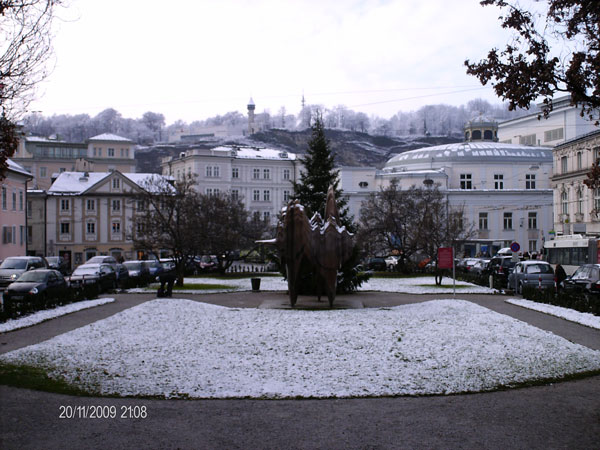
[366,257,387,272]
[0,256,48,289]
[46,256,70,276]
[143,260,163,279]
[487,255,519,287]
[507,261,555,294]
[3,269,69,311]
[69,263,117,293]
[122,260,151,286]
[561,264,600,295]
[114,263,130,287]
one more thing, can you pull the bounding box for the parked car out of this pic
[457,257,481,273]
[507,261,555,294]
[86,255,119,271]
[46,256,70,276]
[471,259,491,275]
[561,264,600,295]
[198,255,218,273]
[3,269,69,309]
[366,257,387,272]
[143,259,163,279]
[488,255,520,287]
[0,256,48,289]
[69,263,117,293]
[122,260,151,286]
[385,256,399,271]
[114,263,130,287]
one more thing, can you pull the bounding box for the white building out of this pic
[498,96,599,147]
[342,119,554,257]
[161,145,302,223]
[551,130,600,236]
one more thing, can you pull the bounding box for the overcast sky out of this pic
[30,0,522,124]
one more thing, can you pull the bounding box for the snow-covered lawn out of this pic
[127,275,495,295]
[0,298,116,333]
[506,298,600,330]
[2,298,598,399]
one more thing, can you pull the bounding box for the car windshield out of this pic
[525,264,553,274]
[17,271,48,282]
[0,258,27,269]
[572,266,592,279]
[87,256,106,263]
[124,262,141,270]
[46,257,58,263]
[72,265,99,275]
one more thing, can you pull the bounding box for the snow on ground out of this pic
[506,298,600,330]
[127,275,496,295]
[0,298,116,334]
[2,299,598,399]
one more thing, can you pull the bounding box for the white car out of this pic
[385,256,399,270]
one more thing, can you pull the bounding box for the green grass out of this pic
[0,363,94,397]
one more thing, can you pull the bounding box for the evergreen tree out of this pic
[292,113,352,227]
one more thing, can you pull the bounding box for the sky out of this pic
[29,0,524,125]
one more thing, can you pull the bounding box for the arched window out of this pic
[483,130,493,140]
[472,130,482,140]
[561,190,568,216]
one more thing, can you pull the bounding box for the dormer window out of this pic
[358,181,369,188]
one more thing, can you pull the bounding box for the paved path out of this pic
[1,291,599,449]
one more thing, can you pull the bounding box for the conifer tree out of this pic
[292,112,351,227]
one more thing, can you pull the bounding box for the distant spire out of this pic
[301,91,306,109]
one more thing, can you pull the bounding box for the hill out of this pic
[135,129,462,173]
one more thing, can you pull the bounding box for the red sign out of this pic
[437,247,454,269]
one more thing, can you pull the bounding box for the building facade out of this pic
[161,145,302,223]
[0,160,33,260]
[44,171,167,270]
[550,130,600,236]
[498,96,599,147]
[12,133,136,190]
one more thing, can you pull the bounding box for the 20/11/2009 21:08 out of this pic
[58,405,148,419]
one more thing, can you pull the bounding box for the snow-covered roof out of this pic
[48,171,171,194]
[211,145,297,160]
[6,159,33,178]
[88,133,132,143]
[386,142,552,169]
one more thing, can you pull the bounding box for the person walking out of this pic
[554,264,567,291]
[157,261,177,297]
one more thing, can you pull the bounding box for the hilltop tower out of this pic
[464,114,498,142]
[247,97,256,135]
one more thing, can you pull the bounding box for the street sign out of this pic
[437,247,453,269]
[510,242,520,253]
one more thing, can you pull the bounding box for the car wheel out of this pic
[517,282,523,295]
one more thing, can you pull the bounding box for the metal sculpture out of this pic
[275,186,354,307]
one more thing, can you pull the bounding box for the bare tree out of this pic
[1,0,62,177]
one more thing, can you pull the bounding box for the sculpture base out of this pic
[258,297,364,310]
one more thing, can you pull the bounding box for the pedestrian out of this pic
[157,261,177,297]
[554,264,567,291]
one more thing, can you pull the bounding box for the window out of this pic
[27,200,32,218]
[87,199,95,211]
[86,222,96,234]
[112,221,121,233]
[544,128,564,142]
[206,188,213,196]
[112,199,121,212]
[577,152,582,170]
[283,169,290,181]
[253,168,260,179]
[206,166,213,177]
[494,174,504,190]
[478,212,488,230]
[561,190,569,216]
[214,166,220,177]
[11,190,16,210]
[283,190,290,202]
[61,199,70,211]
[231,189,239,201]
[113,178,120,189]
[137,200,145,211]
[263,211,270,222]
[60,222,70,234]
[528,240,537,253]
[19,191,23,210]
[595,188,600,213]
[108,148,115,157]
[460,174,472,189]
[594,147,600,163]
[93,147,97,157]
[136,222,145,234]
[27,226,32,243]
[263,168,270,180]
[525,174,536,189]
[577,189,584,215]
[59,167,66,173]
[263,190,270,202]
[561,156,568,174]
[252,211,261,222]
[503,212,513,230]
[232,168,239,179]
[1,186,5,209]
[519,134,536,146]
[2,226,13,244]
[253,189,260,201]
[40,167,47,178]
[528,212,537,229]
